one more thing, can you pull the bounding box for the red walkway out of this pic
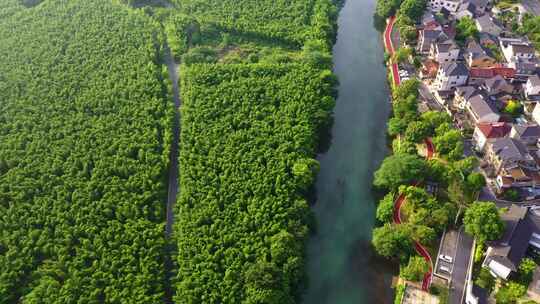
[383,16,400,87]
[392,138,435,291]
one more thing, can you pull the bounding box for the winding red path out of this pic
[392,138,435,291]
[384,14,434,291]
[383,16,400,87]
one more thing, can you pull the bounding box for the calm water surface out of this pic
[303,0,395,303]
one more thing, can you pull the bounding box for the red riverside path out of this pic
[383,16,400,86]
[383,17,435,290]
[392,139,435,291]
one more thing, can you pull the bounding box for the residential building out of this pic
[465,39,497,68]
[430,39,461,63]
[469,0,489,13]
[481,75,515,96]
[456,2,476,19]
[510,123,540,146]
[500,37,536,63]
[484,206,540,280]
[532,103,540,125]
[473,122,511,151]
[434,62,469,91]
[469,66,516,85]
[418,29,448,54]
[455,86,481,109]
[466,94,500,123]
[480,32,498,47]
[525,75,540,101]
[509,57,538,76]
[428,0,461,12]
[485,137,535,172]
[475,14,503,37]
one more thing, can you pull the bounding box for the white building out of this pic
[430,40,461,63]
[434,62,469,91]
[427,0,461,12]
[525,75,540,100]
[500,37,536,63]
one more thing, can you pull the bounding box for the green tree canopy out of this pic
[374,154,427,190]
[372,224,413,259]
[464,202,505,242]
[400,255,429,282]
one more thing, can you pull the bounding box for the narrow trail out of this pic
[165,45,181,237]
[383,17,434,290]
[163,43,181,304]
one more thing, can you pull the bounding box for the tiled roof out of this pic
[469,95,498,118]
[491,137,530,161]
[513,124,540,138]
[442,62,469,76]
[477,122,511,139]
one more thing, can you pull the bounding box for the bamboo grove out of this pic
[0,1,172,302]
[0,0,339,303]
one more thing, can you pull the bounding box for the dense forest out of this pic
[0,0,338,302]
[0,0,173,302]
[167,0,337,47]
[175,64,336,303]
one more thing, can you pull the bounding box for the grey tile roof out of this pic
[529,75,540,87]
[484,75,511,93]
[442,62,469,76]
[456,86,480,100]
[513,124,540,138]
[469,94,498,118]
[458,2,476,13]
[491,137,530,162]
[486,205,534,273]
[513,44,535,55]
[469,0,489,8]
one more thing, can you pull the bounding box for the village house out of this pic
[434,61,469,91]
[455,86,481,109]
[484,206,540,280]
[417,29,448,54]
[428,0,461,13]
[481,74,516,96]
[430,39,461,63]
[485,137,535,172]
[525,75,540,101]
[466,94,500,123]
[468,0,490,14]
[468,66,516,85]
[465,39,497,68]
[531,104,540,126]
[510,124,540,146]
[500,37,537,75]
[500,37,535,62]
[480,32,498,47]
[473,122,511,151]
[455,2,476,19]
[475,14,503,37]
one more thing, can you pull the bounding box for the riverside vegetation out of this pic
[0,0,339,303]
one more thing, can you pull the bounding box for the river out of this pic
[302,0,395,303]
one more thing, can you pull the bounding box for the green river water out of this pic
[303,0,396,303]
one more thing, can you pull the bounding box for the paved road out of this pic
[419,82,443,111]
[449,227,474,304]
